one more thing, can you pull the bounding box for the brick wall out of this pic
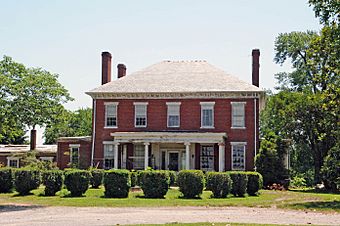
[94,98,260,171]
[57,140,92,169]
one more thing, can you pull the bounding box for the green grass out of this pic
[0,186,339,212]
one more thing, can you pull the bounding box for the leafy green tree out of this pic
[308,0,340,24]
[321,143,340,191]
[0,56,27,144]
[44,108,92,144]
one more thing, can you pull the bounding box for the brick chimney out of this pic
[252,49,260,87]
[101,52,112,85]
[117,64,126,78]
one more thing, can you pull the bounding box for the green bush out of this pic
[42,170,63,196]
[290,175,307,188]
[246,172,263,196]
[139,170,170,198]
[14,169,41,195]
[321,144,340,191]
[168,170,177,186]
[104,170,130,198]
[90,169,104,188]
[64,170,90,197]
[206,172,232,198]
[0,168,13,193]
[228,171,248,197]
[177,170,205,198]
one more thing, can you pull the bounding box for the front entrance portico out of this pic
[110,132,227,171]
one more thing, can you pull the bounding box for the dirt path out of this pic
[1,205,340,226]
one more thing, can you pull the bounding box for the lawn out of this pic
[0,186,339,212]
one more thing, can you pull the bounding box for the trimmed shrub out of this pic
[14,168,41,195]
[90,169,104,188]
[42,170,63,196]
[0,167,13,193]
[64,169,90,197]
[177,170,205,198]
[139,170,170,198]
[206,172,232,198]
[321,144,340,191]
[246,172,263,196]
[169,170,177,186]
[104,170,130,198]
[228,171,248,197]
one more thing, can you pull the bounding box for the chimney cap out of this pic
[252,49,260,55]
[117,63,126,69]
[102,51,112,57]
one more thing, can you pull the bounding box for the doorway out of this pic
[168,152,179,171]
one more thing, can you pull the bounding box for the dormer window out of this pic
[134,102,148,127]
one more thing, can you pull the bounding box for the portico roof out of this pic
[110,132,227,144]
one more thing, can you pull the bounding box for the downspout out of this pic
[254,98,257,171]
[91,99,96,167]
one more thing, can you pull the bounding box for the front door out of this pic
[168,152,179,171]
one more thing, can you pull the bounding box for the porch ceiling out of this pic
[110,132,226,144]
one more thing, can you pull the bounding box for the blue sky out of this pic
[1,0,321,112]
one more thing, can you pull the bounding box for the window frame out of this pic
[104,102,119,128]
[134,102,148,128]
[200,102,215,129]
[103,141,115,169]
[231,102,246,129]
[7,157,19,168]
[231,142,246,171]
[69,144,80,165]
[130,144,145,170]
[166,102,181,128]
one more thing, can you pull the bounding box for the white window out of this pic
[200,145,214,171]
[103,143,114,169]
[40,157,54,162]
[231,102,246,128]
[231,142,246,171]
[7,157,19,168]
[134,102,148,127]
[167,102,181,127]
[131,144,145,170]
[69,144,80,165]
[200,102,215,128]
[105,102,118,128]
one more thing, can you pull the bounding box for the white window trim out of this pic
[134,102,148,128]
[231,102,246,129]
[7,157,20,168]
[40,157,54,161]
[166,102,181,128]
[69,144,80,164]
[200,102,215,129]
[231,142,247,171]
[104,102,119,129]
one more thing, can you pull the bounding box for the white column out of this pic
[218,143,225,172]
[113,142,119,169]
[184,142,190,170]
[144,142,150,170]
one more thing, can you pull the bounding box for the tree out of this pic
[321,143,340,191]
[44,108,92,144]
[0,56,73,147]
[0,56,27,144]
[308,0,340,24]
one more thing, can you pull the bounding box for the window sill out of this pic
[104,126,118,129]
[135,126,147,128]
[200,126,215,129]
[231,127,246,129]
[167,126,180,128]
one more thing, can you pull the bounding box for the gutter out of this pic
[91,99,96,167]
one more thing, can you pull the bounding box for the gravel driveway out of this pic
[1,205,340,226]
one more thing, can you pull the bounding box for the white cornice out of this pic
[86,91,263,100]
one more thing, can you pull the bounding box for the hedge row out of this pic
[0,168,262,198]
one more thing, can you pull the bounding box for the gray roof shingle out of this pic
[86,61,263,94]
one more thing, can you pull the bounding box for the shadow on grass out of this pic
[135,194,166,199]
[286,200,340,210]
[0,204,43,213]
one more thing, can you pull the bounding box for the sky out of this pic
[0,0,321,144]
